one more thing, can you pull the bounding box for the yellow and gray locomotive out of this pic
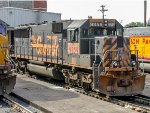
[0,20,16,95]
[12,19,145,96]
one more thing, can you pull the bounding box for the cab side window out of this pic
[69,29,79,42]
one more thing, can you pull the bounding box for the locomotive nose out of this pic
[98,68,146,96]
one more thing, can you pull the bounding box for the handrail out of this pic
[94,49,138,70]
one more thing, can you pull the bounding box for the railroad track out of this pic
[70,87,150,113]
[134,95,150,106]
[1,94,42,113]
[36,75,150,113]
[28,74,150,113]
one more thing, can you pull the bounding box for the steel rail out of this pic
[2,94,36,113]
[134,95,150,106]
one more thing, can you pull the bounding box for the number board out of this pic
[90,22,115,28]
[68,43,80,54]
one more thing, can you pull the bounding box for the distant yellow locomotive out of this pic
[124,27,150,72]
[130,36,150,59]
[11,19,145,96]
[0,21,16,95]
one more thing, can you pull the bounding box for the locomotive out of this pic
[0,20,16,95]
[11,19,146,96]
[124,27,150,72]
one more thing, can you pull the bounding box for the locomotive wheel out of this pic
[65,77,70,84]
[69,79,77,86]
[83,83,91,91]
[16,61,27,74]
[77,79,82,87]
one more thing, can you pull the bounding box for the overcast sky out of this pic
[47,0,150,26]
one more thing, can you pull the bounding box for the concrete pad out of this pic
[13,75,138,113]
[143,74,150,97]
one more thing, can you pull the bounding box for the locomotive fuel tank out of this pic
[27,60,64,80]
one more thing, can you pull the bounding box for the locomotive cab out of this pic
[66,19,145,96]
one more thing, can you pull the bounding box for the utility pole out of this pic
[144,0,147,27]
[98,5,108,27]
[8,0,10,7]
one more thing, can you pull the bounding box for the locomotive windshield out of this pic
[67,19,123,45]
[87,19,123,37]
[89,28,115,36]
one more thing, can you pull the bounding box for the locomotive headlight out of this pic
[3,70,8,74]
[113,61,117,67]
[131,61,136,67]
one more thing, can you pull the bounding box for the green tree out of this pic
[125,22,144,27]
